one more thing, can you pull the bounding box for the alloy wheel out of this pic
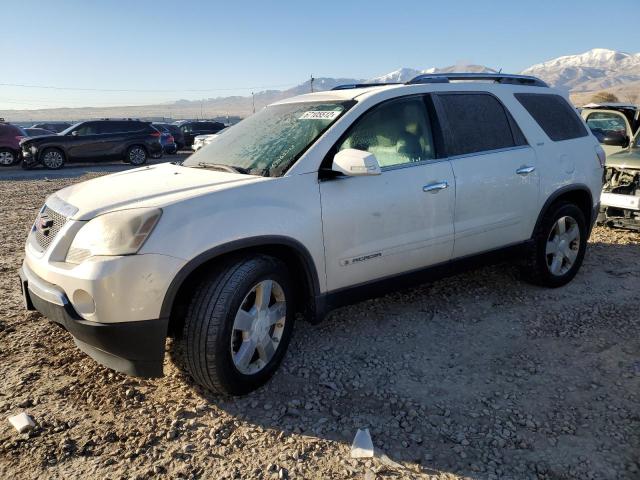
[0,151,15,165]
[43,150,64,169]
[129,147,146,165]
[546,215,580,276]
[230,280,287,375]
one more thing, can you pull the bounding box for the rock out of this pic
[8,412,35,433]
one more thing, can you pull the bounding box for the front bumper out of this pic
[19,263,167,377]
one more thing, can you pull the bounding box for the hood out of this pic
[52,163,268,220]
[20,134,60,145]
[606,148,640,170]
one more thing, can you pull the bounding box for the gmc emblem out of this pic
[37,215,54,236]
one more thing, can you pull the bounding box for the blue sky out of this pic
[3,0,639,110]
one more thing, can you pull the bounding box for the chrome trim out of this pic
[423,181,449,193]
[22,262,67,307]
[516,165,536,175]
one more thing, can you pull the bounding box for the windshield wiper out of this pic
[193,162,249,174]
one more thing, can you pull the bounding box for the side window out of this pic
[437,93,518,156]
[96,122,122,134]
[338,96,435,168]
[585,112,629,143]
[75,122,98,136]
[515,93,588,142]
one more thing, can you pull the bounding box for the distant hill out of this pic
[3,49,639,122]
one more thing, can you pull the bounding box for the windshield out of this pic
[183,101,351,176]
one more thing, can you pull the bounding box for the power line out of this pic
[0,81,301,93]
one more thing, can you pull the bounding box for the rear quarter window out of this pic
[514,93,587,142]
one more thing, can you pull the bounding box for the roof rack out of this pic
[331,82,400,91]
[406,73,549,87]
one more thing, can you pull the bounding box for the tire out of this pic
[522,202,587,287]
[40,148,65,170]
[180,255,294,395]
[126,145,148,166]
[0,148,18,166]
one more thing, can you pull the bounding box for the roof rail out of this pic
[406,73,549,88]
[331,82,400,91]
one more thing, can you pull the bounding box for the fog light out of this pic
[72,289,96,316]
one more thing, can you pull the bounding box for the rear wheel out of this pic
[180,255,294,395]
[126,145,147,165]
[522,202,587,287]
[0,148,17,166]
[41,148,65,169]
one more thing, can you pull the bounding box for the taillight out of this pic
[150,131,161,138]
[168,135,174,143]
[595,145,606,168]
[15,135,24,141]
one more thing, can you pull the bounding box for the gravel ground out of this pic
[0,175,639,480]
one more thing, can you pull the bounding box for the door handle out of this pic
[516,166,536,175]
[423,181,449,193]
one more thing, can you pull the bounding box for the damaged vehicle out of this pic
[598,130,640,230]
[581,102,640,157]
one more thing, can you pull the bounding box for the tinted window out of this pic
[96,122,122,134]
[338,96,436,168]
[515,93,587,142]
[75,122,99,136]
[437,93,519,156]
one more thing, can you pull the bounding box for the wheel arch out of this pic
[532,184,594,237]
[161,236,322,338]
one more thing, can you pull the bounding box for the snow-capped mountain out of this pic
[367,64,496,84]
[520,48,640,91]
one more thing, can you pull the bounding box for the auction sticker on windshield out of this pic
[299,111,341,120]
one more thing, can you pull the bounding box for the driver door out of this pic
[319,95,455,291]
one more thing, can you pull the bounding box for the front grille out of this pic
[33,205,68,251]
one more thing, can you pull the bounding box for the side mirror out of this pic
[332,149,381,176]
[602,132,629,147]
[70,130,79,137]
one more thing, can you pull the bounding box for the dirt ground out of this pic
[0,175,638,480]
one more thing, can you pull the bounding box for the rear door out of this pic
[581,109,633,157]
[320,95,455,291]
[433,92,539,258]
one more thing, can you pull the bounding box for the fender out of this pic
[531,184,594,237]
[159,235,321,320]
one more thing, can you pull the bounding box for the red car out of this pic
[0,120,26,166]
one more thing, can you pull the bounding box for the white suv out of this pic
[20,74,604,395]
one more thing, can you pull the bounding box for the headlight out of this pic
[30,146,37,154]
[66,208,161,264]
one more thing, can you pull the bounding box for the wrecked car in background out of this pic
[598,130,640,230]
[581,102,640,156]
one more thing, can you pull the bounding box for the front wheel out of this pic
[522,202,587,287]
[41,148,65,169]
[126,145,148,166]
[180,255,294,395]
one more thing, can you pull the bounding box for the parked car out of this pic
[581,103,640,156]
[31,122,72,133]
[152,125,177,156]
[192,128,227,151]
[176,121,225,148]
[597,128,640,230]
[153,123,185,150]
[20,119,163,169]
[20,73,603,395]
[0,121,27,166]
[24,127,55,137]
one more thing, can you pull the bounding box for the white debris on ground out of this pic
[350,428,374,458]
[7,413,35,434]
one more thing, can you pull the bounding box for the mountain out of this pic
[3,49,640,122]
[521,48,640,92]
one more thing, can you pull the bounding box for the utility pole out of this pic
[251,92,255,114]
[200,100,204,119]
[310,74,315,93]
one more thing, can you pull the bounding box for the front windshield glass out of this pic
[183,101,350,176]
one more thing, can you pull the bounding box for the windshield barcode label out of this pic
[299,111,341,120]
